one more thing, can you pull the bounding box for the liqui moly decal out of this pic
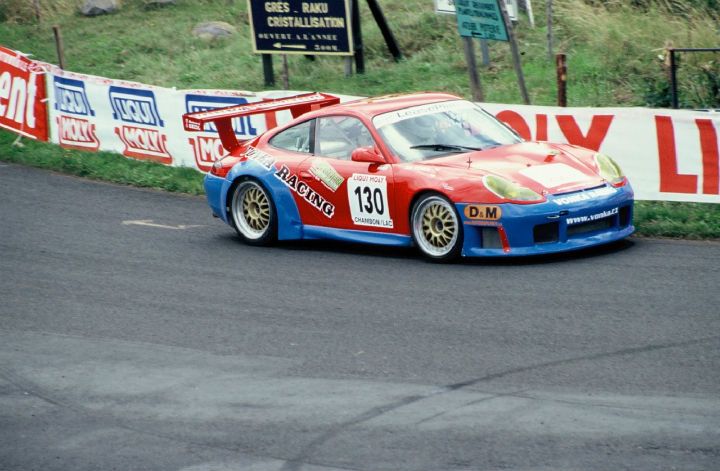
[185,94,260,171]
[109,86,172,164]
[109,86,164,126]
[114,125,172,164]
[57,116,99,151]
[53,76,95,116]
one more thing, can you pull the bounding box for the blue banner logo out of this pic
[109,86,164,127]
[185,94,258,137]
[54,76,95,117]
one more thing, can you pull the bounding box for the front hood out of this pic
[416,142,605,194]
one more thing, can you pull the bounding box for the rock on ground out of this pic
[79,0,120,16]
[144,0,176,7]
[192,21,237,40]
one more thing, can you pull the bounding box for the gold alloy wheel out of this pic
[412,195,461,259]
[422,202,456,248]
[231,180,273,241]
[242,186,270,232]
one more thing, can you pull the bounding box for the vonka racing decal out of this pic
[245,146,275,170]
[109,86,172,164]
[553,186,616,205]
[347,174,393,228]
[275,165,335,218]
[567,207,618,225]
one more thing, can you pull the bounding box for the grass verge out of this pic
[3,130,718,239]
[0,130,204,195]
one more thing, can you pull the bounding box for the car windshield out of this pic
[372,100,522,162]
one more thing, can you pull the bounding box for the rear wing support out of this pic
[182,92,340,152]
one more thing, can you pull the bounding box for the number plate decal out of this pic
[347,174,393,228]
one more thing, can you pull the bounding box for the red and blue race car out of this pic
[183,92,634,261]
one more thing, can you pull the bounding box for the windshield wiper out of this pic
[410,144,484,152]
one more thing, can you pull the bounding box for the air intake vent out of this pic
[534,222,559,244]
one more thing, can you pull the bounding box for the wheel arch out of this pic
[408,189,454,225]
[408,189,464,262]
[225,162,304,241]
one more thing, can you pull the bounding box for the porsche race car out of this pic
[183,92,634,261]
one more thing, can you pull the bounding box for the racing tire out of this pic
[229,179,277,246]
[411,193,463,262]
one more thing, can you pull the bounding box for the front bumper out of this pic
[457,183,634,257]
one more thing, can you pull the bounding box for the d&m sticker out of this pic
[347,173,393,228]
[464,205,502,221]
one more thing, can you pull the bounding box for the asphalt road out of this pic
[1,163,719,471]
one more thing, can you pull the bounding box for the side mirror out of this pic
[351,146,385,164]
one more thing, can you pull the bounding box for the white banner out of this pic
[481,103,720,203]
[40,63,719,203]
[46,66,315,171]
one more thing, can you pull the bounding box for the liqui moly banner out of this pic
[21,52,719,203]
[0,46,49,141]
[482,104,720,203]
[46,66,286,168]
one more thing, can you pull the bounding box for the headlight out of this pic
[483,175,543,202]
[594,153,625,185]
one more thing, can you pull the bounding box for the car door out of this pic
[295,115,396,232]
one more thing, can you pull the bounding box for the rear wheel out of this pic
[230,179,277,245]
[411,194,463,262]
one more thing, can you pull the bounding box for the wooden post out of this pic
[366,0,402,61]
[33,0,41,22]
[351,0,365,74]
[546,0,554,61]
[669,48,678,109]
[499,1,530,104]
[462,37,484,102]
[262,54,274,87]
[556,53,567,107]
[52,25,66,70]
[344,57,353,77]
[281,54,289,90]
[525,0,535,28]
[480,39,491,67]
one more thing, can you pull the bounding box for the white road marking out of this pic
[122,219,205,230]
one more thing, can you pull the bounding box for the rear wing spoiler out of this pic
[182,92,340,152]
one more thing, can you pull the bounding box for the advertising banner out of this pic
[46,66,302,169]
[482,103,720,203]
[3,45,710,204]
[0,46,49,141]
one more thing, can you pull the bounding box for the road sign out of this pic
[454,0,509,42]
[434,0,456,14]
[438,0,518,21]
[247,0,354,56]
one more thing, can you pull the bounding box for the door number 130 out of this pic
[353,186,385,214]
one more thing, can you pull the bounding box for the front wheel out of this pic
[229,179,277,246]
[411,194,463,262]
